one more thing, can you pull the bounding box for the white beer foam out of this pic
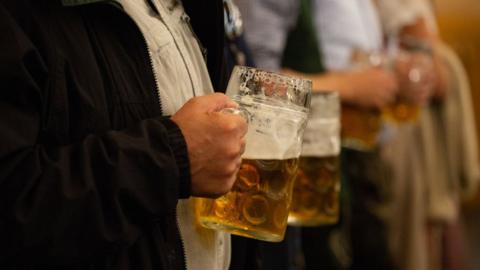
[301,118,340,157]
[301,92,341,157]
[240,98,308,160]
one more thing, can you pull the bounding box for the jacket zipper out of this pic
[106,2,187,270]
[180,13,208,63]
[174,206,188,270]
[144,39,165,115]
[106,1,164,115]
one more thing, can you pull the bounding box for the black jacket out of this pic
[0,0,224,269]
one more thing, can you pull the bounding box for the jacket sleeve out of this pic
[0,3,191,265]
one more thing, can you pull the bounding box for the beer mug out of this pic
[341,49,384,151]
[383,35,435,123]
[196,66,311,242]
[289,92,341,226]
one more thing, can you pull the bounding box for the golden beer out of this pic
[288,156,340,226]
[196,158,299,242]
[382,100,420,123]
[341,104,382,151]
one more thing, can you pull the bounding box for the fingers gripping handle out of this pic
[221,107,250,124]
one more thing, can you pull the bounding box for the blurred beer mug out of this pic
[383,35,435,123]
[288,92,341,226]
[196,66,311,242]
[341,49,384,151]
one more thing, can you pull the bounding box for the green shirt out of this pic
[281,0,325,74]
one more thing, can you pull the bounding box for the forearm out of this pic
[281,68,357,104]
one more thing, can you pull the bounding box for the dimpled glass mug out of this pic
[195,66,311,242]
[288,92,341,226]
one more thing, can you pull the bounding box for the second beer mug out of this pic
[288,92,341,226]
[196,66,311,242]
[383,35,435,123]
[342,48,384,151]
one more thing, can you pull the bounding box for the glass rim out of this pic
[232,65,313,93]
[310,90,339,97]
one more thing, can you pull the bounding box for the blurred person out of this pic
[237,0,398,110]
[0,0,248,270]
[303,1,405,270]
[237,0,401,269]
[377,1,480,270]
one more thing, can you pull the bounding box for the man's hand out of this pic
[395,52,435,106]
[171,93,248,198]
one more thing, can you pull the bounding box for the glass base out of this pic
[199,217,285,242]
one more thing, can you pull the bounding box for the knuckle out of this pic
[215,163,238,184]
[222,120,241,134]
[225,149,237,159]
[188,97,201,107]
[225,150,237,160]
[213,92,227,99]
[211,93,228,104]
[224,162,239,176]
[225,121,237,132]
[239,140,247,155]
[227,144,243,158]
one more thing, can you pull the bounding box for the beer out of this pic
[383,100,420,123]
[196,158,299,242]
[288,156,340,226]
[287,92,341,227]
[195,99,308,242]
[341,104,381,151]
